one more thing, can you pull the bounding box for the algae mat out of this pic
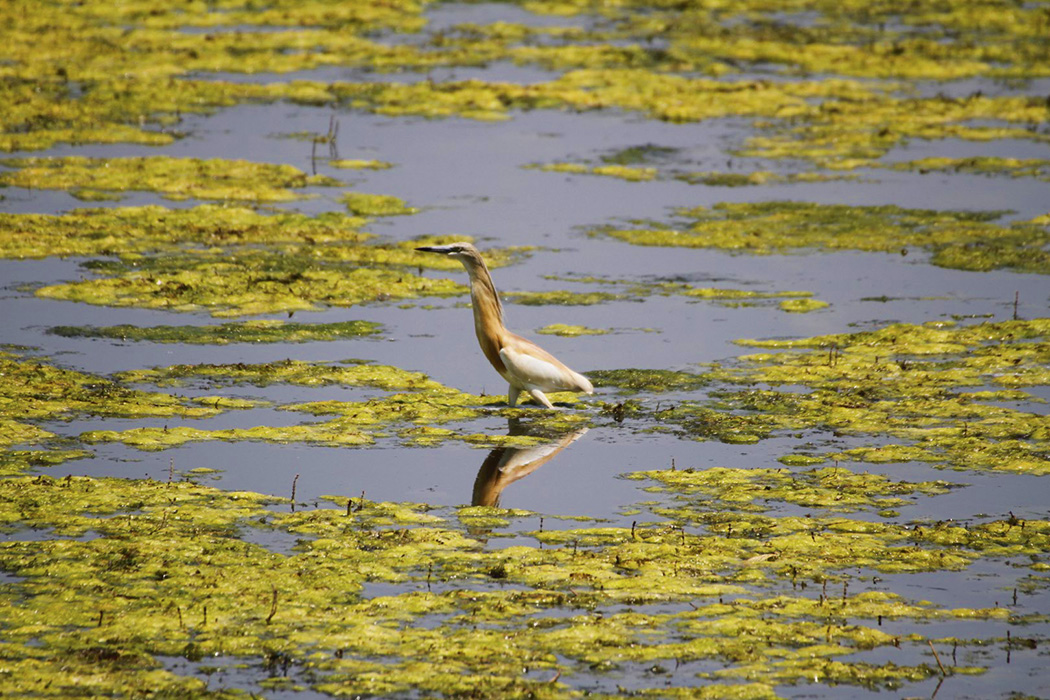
[1,0,1049,698]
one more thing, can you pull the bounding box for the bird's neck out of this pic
[467,265,509,374]
[467,265,505,332]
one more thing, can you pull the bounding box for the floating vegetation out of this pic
[49,320,383,344]
[779,298,830,313]
[888,156,1050,181]
[526,161,657,182]
[518,275,815,310]
[2,0,1048,184]
[341,192,418,216]
[0,205,371,260]
[505,289,627,306]
[0,204,532,316]
[689,319,1050,475]
[676,171,855,187]
[68,358,588,451]
[629,465,953,514]
[115,359,447,391]
[4,1,1050,696]
[597,201,1050,274]
[35,253,466,317]
[590,368,708,394]
[535,323,610,336]
[0,156,339,202]
[329,159,393,170]
[0,351,250,448]
[0,454,1040,697]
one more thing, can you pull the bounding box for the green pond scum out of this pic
[49,320,384,345]
[596,201,1050,275]
[0,156,340,202]
[0,447,1042,697]
[3,0,1050,696]
[0,206,536,316]
[1,0,1048,176]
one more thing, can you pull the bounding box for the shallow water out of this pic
[2,1,1049,697]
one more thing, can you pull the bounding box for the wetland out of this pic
[1,0,1048,697]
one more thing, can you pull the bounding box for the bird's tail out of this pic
[572,370,594,395]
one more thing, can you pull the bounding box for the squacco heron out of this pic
[415,242,594,408]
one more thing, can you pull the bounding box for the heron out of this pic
[415,242,594,408]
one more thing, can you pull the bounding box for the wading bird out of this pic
[415,242,594,408]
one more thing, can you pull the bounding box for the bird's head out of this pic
[415,242,483,267]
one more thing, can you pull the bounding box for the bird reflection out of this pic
[472,419,588,508]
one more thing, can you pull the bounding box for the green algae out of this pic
[0,156,339,202]
[676,171,855,187]
[696,319,1050,475]
[36,257,464,317]
[0,446,1040,697]
[592,319,1050,475]
[341,192,418,216]
[3,1,1050,695]
[0,351,247,448]
[30,236,475,315]
[779,298,830,313]
[527,274,814,309]
[0,205,372,260]
[536,323,610,337]
[2,0,1048,184]
[889,156,1050,181]
[49,320,383,344]
[115,359,447,392]
[589,368,708,394]
[506,290,627,306]
[527,161,657,182]
[597,201,1050,275]
[629,466,953,514]
[329,159,393,170]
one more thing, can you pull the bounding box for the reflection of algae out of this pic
[50,319,383,344]
[0,445,1037,697]
[598,201,1050,274]
[0,156,338,202]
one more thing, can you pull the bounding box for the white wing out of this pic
[499,346,575,392]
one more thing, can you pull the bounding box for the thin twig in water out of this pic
[928,640,947,676]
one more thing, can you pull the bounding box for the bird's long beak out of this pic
[415,245,452,254]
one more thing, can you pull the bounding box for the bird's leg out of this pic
[528,389,555,409]
[507,385,520,407]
